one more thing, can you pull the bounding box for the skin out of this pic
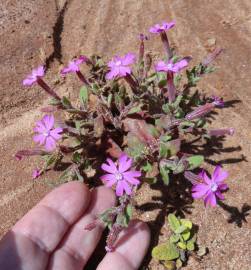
[0,182,150,270]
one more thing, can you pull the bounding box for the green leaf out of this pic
[160,135,172,142]
[159,142,168,158]
[160,165,170,185]
[125,204,133,220]
[176,258,183,269]
[107,93,113,107]
[43,154,58,169]
[158,79,167,88]
[162,103,173,114]
[79,86,89,104]
[49,98,62,106]
[168,214,180,232]
[181,231,190,241]
[127,104,142,115]
[197,246,207,257]
[142,161,153,173]
[72,152,82,164]
[144,177,157,184]
[75,168,84,182]
[152,242,179,261]
[164,260,176,270]
[187,155,204,170]
[186,241,195,251]
[174,225,187,234]
[100,208,116,229]
[177,241,186,250]
[173,95,183,108]
[188,234,197,244]
[180,219,193,230]
[170,234,180,243]
[116,213,130,228]
[62,96,72,109]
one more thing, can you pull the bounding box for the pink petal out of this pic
[106,69,119,80]
[218,183,228,191]
[215,191,225,200]
[149,26,158,33]
[101,174,117,187]
[123,171,141,185]
[163,21,175,30]
[124,176,140,186]
[43,115,54,130]
[32,169,41,179]
[121,53,135,65]
[45,136,56,151]
[123,170,141,178]
[172,59,188,72]
[101,159,118,174]
[212,166,229,183]
[34,121,47,133]
[50,128,63,140]
[200,170,212,185]
[121,180,132,195]
[118,66,131,77]
[155,61,168,72]
[204,192,217,207]
[33,134,46,145]
[100,174,117,182]
[192,183,209,198]
[35,66,45,77]
[116,181,124,196]
[118,154,132,172]
[23,76,36,86]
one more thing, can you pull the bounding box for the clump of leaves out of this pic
[17,19,234,259]
[152,214,206,269]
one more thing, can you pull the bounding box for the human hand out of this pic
[0,182,150,270]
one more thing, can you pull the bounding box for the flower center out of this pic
[43,131,50,137]
[115,60,122,66]
[211,182,218,192]
[115,173,123,181]
[167,63,173,70]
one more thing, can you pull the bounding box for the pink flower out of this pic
[101,154,141,196]
[61,56,88,75]
[155,59,188,73]
[23,66,45,86]
[192,166,229,207]
[32,169,41,179]
[33,114,63,152]
[149,21,175,34]
[106,53,136,80]
[212,96,224,107]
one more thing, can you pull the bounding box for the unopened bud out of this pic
[208,128,234,137]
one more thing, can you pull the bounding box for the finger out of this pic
[47,186,116,270]
[0,182,90,270]
[97,220,150,270]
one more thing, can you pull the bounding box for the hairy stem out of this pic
[37,78,61,100]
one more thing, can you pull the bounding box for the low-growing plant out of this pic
[16,19,234,267]
[152,214,206,269]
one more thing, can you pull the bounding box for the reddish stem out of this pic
[160,32,172,60]
[37,78,61,100]
[76,71,89,85]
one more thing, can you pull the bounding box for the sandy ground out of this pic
[0,0,251,269]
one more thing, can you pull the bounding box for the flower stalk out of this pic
[186,103,216,120]
[76,70,89,85]
[160,32,172,60]
[208,128,234,137]
[37,78,61,100]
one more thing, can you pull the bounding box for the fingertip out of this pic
[97,220,150,270]
[87,186,117,214]
[38,181,91,223]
